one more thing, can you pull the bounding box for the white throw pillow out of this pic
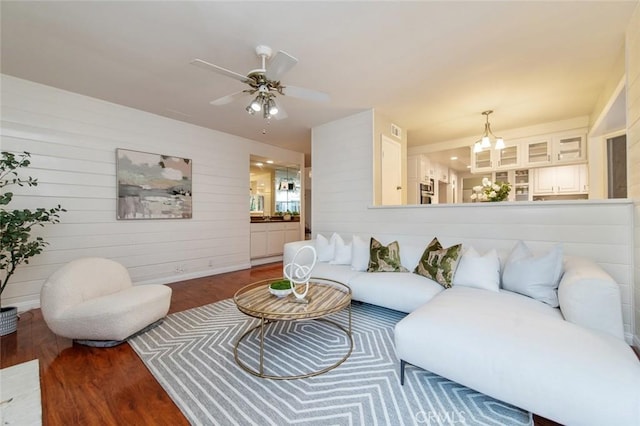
[501,241,564,307]
[453,246,500,292]
[330,234,353,265]
[351,235,370,271]
[316,233,337,262]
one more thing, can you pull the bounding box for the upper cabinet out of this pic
[408,154,433,182]
[495,142,521,169]
[471,141,521,172]
[471,148,493,172]
[553,134,586,164]
[523,139,552,167]
[471,131,586,173]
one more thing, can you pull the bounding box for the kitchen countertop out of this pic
[250,216,300,223]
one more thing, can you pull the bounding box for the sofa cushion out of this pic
[330,234,352,265]
[558,256,625,339]
[351,235,370,271]
[502,241,563,307]
[312,262,364,286]
[414,237,462,288]
[367,238,408,272]
[453,247,500,292]
[349,272,443,313]
[316,233,337,262]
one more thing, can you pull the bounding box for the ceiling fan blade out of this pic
[273,101,288,120]
[209,91,247,106]
[282,85,330,103]
[190,59,248,83]
[266,51,298,81]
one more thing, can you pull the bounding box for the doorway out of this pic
[607,135,627,198]
[381,135,402,205]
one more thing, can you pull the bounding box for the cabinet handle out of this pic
[547,155,550,162]
[557,153,560,160]
[396,186,402,190]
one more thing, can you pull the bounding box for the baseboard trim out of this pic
[250,255,283,267]
[134,263,252,286]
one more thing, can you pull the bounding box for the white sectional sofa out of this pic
[284,236,640,426]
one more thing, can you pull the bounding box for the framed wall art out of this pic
[116,148,192,220]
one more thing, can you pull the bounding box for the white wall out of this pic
[312,111,636,343]
[625,3,640,346]
[0,75,303,311]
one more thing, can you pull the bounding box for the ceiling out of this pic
[1,1,636,166]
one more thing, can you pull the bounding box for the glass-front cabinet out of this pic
[274,167,301,213]
[496,143,520,169]
[471,149,492,172]
[554,135,586,163]
[523,139,552,166]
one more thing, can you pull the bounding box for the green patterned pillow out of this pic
[367,238,409,272]
[414,237,462,288]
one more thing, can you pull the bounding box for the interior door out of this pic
[381,136,402,205]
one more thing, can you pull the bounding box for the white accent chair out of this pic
[41,257,171,344]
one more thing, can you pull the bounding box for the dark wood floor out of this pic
[1,262,559,425]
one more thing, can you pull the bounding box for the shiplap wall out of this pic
[312,110,636,343]
[626,3,640,346]
[0,75,303,311]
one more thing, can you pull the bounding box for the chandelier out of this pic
[245,89,279,120]
[473,110,505,153]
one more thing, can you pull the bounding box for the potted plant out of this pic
[268,279,292,297]
[0,151,65,336]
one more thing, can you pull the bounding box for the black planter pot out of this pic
[0,306,18,336]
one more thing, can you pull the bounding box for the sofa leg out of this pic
[400,359,406,385]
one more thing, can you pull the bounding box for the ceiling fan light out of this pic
[495,137,505,150]
[268,99,279,115]
[250,97,262,112]
[245,105,255,115]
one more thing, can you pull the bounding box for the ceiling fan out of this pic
[190,45,330,120]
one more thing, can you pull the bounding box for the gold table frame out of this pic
[233,277,352,380]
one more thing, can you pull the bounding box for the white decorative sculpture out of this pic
[283,245,317,303]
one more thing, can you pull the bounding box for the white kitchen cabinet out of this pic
[285,222,301,244]
[422,156,434,181]
[579,163,589,193]
[266,223,286,255]
[533,164,588,195]
[523,139,552,166]
[553,134,586,164]
[471,141,521,172]
[250,222,300,258]
[495,143,521,169]
[435,162,449,183]
[250,224,268,258]
[471,148,493,172]
[408,154,432,182]
[513,169,531,201]
[407,155,419,180]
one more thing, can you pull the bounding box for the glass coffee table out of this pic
[233,277,352,380]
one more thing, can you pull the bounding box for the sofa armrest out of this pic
[558,256,624,340]
[283,240,317,272]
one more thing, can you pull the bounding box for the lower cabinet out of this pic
[250,222,301,259]
[532,164,588,195]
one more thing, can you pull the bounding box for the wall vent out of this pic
[391,123,402,139]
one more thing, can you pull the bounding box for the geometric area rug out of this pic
[130,299,532,426]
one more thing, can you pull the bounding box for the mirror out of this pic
[250,155,301,219]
